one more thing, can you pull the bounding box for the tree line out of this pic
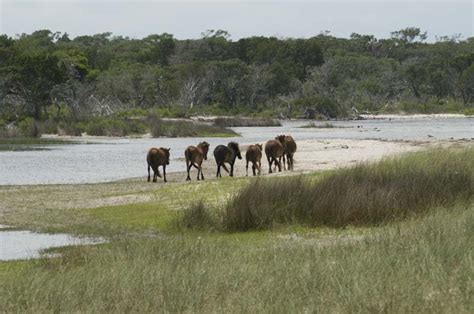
[1,27,473,128]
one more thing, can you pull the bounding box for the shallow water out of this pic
[0,117,472,185]
[0,228,105,261]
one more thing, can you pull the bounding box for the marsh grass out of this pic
[1,206,472,312]
[215,148,474,230]
[213,116,281,127]
[173,200,219,231]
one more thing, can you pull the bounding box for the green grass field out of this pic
[0,148,473,312]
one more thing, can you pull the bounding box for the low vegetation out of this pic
[178,148,474,231]
[0,137,77,151]
[1,205,472,312]
[1,147,473,312]
[150,118,237,138]
[299,121,337,128]
[213,116,281,127]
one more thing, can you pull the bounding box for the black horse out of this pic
[213,142,242,178]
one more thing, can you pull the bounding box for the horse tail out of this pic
[185,149,191,166]
[221,163,230,173]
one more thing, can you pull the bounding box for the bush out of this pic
[174,200,219,231]
[18,118,40,137]
[85,118,129,137]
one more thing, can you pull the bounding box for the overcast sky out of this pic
[1,0,472,41]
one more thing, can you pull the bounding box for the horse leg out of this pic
[267,155,273,173]
[153,168,157,182]
[186,160,191,181]
[252,162,256,176]
[246,160,249,176]
[216,164,220,178]
[199,163,204,180]
[163,165,167,183]
[147,164,151,182]
[282,155,287,171]
[230,162,234,177]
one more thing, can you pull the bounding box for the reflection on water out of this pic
[0,118,472,185]
[0,227,105,261]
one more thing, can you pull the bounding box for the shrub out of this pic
[174,200,219,231]
[213,117,281,127]
[18,117,40,137]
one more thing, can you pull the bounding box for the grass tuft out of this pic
[174,200,219,231]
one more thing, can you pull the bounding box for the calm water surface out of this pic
[0,117,472,185]
[0,225,105,261]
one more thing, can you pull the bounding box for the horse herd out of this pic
[147,135,297,183]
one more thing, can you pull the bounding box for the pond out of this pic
[0,225,105,261]
[0,117,472,185]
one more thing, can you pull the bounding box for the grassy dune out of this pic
[0,148,473,312]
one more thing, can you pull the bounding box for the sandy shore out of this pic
[359,113,469,120]
[209,138,424,177]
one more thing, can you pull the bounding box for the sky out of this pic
[1,0,473,41]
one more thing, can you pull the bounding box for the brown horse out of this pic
[264,140,284,173]
[213,142,242,178]
[276,135,297,170]
[245,144,263,176]
[147,147,170,183]
[185,141,210,181]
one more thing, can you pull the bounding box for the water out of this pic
[0,226,105,261]
[0,117,472,185]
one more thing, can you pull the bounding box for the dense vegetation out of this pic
[1,28,473,136]
[179,148,474,231]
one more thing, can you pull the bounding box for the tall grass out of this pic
[220,148,474,230]
[1,206,472,312]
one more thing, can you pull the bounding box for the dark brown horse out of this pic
[245,144,263,176]
[213,142,242,178]
[276,135,297,170]
[264,139,284,173]
[147,147,170,183]
[184,141,210,181]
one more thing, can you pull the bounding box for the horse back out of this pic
[147,148,166,166]
[265,140,284,158]
[285,136,297,154]
[214,145,229,163]
[246,145,262,162]
[184,146,204,163]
